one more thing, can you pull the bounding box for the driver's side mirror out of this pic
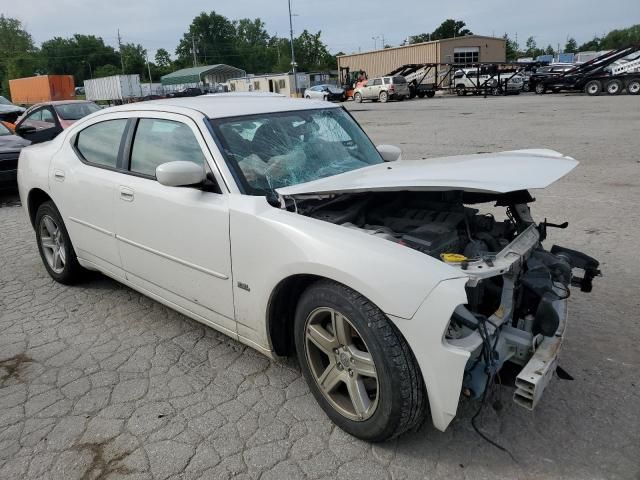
[156,161,206,187]
[16,125,36,136]
[377,144,402,162]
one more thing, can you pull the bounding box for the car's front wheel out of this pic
[353,92,362,103]
[294,280,426,441]
[35,201,84,284]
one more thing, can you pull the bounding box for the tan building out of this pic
[337,36,507,78]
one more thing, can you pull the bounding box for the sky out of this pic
[5,0,640,60]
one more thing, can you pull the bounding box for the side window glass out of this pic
[41,109,56,126]
[24,109,42,124]
[76,119,128,168]
[130,119,206,177]
[383,78,391,84]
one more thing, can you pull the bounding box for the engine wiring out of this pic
[469,314,518,463]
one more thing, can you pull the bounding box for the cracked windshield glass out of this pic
[211,108,383,194]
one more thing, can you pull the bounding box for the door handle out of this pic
[119,187,134,202]
[53,170,65,181]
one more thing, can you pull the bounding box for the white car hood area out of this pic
[276,149,578,197]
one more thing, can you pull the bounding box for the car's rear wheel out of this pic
[294,280,426,441]
[605,79,622,95]
[627,78,640,95]
[585,80,602,96]
[35,201,84,284]
[354,92,362,103]
[535,82,546,94]
[456,85,466,96]
[426,90,436,98]
[379,91,388,103]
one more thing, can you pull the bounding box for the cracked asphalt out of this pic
[1,93,639,480]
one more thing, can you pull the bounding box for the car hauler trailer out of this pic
[387,63,528,98]
[535,46,640,96]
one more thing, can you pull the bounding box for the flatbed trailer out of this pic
[386,62,529,98]
[536,46,640,96]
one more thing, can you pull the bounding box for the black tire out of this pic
[354,92,362,103]
[605,79,622,95]
[294,280,426,442]
[35,201,85,284]
[379,91,388,103]
[397,95,404,102]
[535,82,546,94]
[305,95,311,99]
[627,78,640,95]
[426,90,435,98]
[456,84,466,96]
[585,80,602,96]
[417,92,426,99]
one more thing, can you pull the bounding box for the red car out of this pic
[15,100,101,144]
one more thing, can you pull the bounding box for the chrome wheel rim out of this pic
[629,82,640,94]
[39,215,66,274]
[607,83,619,94]
[304,307,378,421]
[588,83,599,94]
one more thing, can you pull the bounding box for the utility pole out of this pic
[192,34,197,67]
[146,53,153,95]
[117,29,125,75]
[288,0,298,96]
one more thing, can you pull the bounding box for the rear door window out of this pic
[76,119,128,168]
[129,118,206,177]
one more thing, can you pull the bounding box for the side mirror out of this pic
[156,161,206,187]
[16,125,36,136]
[377,144,402,162]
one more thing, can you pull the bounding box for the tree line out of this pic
[0,11,336,98]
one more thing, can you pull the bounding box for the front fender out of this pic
[228,195,466,348]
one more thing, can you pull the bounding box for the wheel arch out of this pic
[266,273,332,356]
[27,188,54,228]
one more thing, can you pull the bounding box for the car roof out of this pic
[98,94,340,119]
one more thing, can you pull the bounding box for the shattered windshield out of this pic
[209,108,383,195]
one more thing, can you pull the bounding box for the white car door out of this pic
[114,112,236,335]
[49,114,129,277]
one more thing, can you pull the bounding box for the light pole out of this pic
[288,0,298,96]
[84,60,93,79]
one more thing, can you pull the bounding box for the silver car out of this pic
[353,76,410,103]
[304,84,346,102]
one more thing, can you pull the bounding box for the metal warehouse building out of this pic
[161,64,245,92]
[337,36,507,78]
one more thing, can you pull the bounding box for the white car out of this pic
[18,95,599,441]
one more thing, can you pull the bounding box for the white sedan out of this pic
[18,94,599,441]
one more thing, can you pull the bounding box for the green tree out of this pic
[120,43,147,79]
[430,19,472,40]
[175,11,237,68]
[94,64,120,77]
[525,36,539,57]
[293,30,335,71]
[578,36,602,51]
[40,34,119,83]
[503,34,519,61]
[0,15,39,97]
[600,24,640,49]
[544,44,555,55]
[408,33,431,44]
[564,37,578,53]
[155,48,172,68]
[234,18,272,73]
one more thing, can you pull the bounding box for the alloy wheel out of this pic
[304,307,379,421]
[39,215,66,274]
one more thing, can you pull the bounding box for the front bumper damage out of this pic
[392,223,599,431]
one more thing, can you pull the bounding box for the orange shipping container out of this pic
[9,75,75,105]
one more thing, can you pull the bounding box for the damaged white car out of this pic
[18,95,599,441]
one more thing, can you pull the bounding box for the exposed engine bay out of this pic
[286,189,601,407]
